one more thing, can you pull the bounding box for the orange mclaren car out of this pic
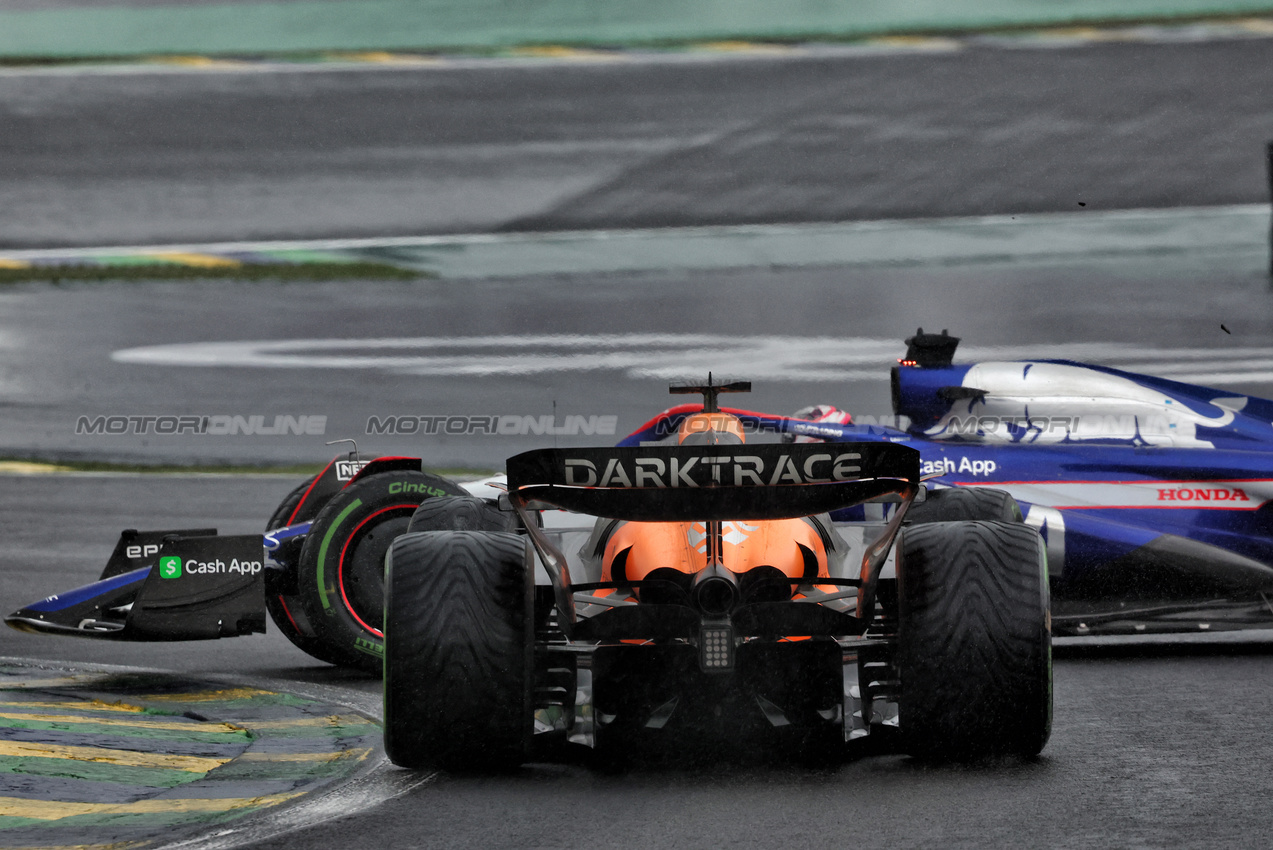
[381,377,1051,769]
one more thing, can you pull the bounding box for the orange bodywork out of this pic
[601,518,829,584]
[678,412,747,444]
[595,407,832,599]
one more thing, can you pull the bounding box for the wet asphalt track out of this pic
[7,475,1273,849]
[3,245,1272,468]
[2,36,1273,247]
[6,31,1273,850]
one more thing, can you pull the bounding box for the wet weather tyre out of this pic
[906,487,1022,525]
[407,495,519,534]
[383,531,533,771]
[295,470,466,672]
[896,520,1051,760]
[262,476,346,667]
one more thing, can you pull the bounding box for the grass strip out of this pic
[0,262,424,284]
[5,3,1273,60]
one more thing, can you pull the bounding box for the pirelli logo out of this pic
[560,452,862,488]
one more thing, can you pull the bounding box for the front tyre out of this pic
[295,470,466,672]
[383,531,533,771]
[896,520,1050,760]
[263,476,345,666]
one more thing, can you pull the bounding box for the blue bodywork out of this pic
[20,568,149,614]
[16,354,1273,642]
[622,358,1273,634]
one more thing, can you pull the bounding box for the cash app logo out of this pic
[158,556,182,579]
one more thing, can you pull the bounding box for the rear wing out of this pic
[505,442,920,631]
[506,442,919,521]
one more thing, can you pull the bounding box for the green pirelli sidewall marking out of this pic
[353,637,384,658]
[316,498,362,611]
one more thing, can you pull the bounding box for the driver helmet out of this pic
[784,404,852,443]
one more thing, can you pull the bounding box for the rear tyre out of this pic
[295,470,466,672]
[263,476,345,666]
[407,495,519,534]
[896,520,1050,760]
[383,531,533,771]
[907,486,1022,524]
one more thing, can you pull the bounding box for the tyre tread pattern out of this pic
[408,495,518,534]
[907,487,1023,524]
[384,530,531,771]
[897,520,1050,759]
